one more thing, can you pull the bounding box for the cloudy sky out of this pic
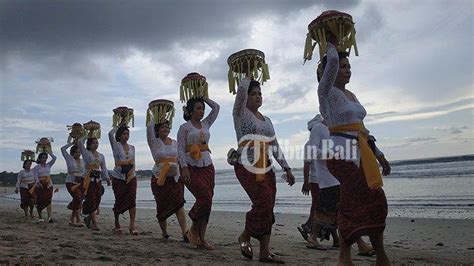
[1,0,473,173]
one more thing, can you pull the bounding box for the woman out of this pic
[147,119,188,241]
[177,97,219,250]
[233,78,295,263]
[109,125,138,235]
[15,159,36,218]
[61,142,85,227]
[78,137,110,231]
[317,40,391,265]
[32,151,56,223]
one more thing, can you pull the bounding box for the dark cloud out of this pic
[434,125,469,135]
[1,0,360,57]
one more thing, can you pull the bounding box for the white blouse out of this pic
[77,138,109,182]
[318,43,367,166]
[177,98,220,167]
[147,121,179,182]
[61,143,85,183]
[16,169,35,189]
[33,153,56,188]
[109,127,135,181]
[232,78,289,169]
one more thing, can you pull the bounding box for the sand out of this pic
[0,190,473,264]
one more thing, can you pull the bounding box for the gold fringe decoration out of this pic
[303,10,359,64]
[35,137,53,154]
[21,150,35,161]
[83,120,101,139]
[146,99,175,128]
[66,123,84,144]
[227,49,270,94]
[112,107,134,127]
[180,72,208,103]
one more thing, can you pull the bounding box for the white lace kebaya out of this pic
[61,143,85,183]
[177,98,220,168]
[232,78,289,170]
[147,121,179,182]
[317,43,371,167]
[33,153,56,188]
[16,170,35,189]
[77,138,109,182]
[109,127,135,181]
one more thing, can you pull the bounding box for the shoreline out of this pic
[1,196,473,264]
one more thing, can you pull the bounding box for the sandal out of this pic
[297,227,309,241]
[112,228,122,234]
[75,222,84,228]
[306,241,327,250]
[238,237,253,260]
[129,229,139,235]
[48,217,54,223]
[259,254,285,264]
[162,233,170,239]
[358,249,376,257]
[91,225,100,231]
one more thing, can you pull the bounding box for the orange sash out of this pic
[186,144,210,160]
[154,158,178,186]
[238,140,271,183]
[115,159,135,184]
[69,174,84,192]
[29,176,51,194]
[81,164,99,195]
[329,123,383,189]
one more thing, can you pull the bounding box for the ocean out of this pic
[5,155,474,219]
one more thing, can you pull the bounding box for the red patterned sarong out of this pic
[82,173,103,215]
[327,159,388,245]
[112,177,137,215]
[35,184,53,212]
[234,163,277,238]
[185,164,215,222]
[20,185,36,209]
[151,176,186,222]
[66,179,84,211]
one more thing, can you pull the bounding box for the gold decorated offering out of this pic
[67,123,84,143]
[304,10,358,63]
[112,106,134,127]
[83,120,101,139]
[227,49,270,94]
[21,150,35,161]
[180,72,208,102]
[146,99,175,127]
[36,137,53,154]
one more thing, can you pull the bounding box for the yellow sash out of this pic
[154,158,178,186]
[186,144,210,160]
[29,176,51,194]
[239,140,271,183]
[329,123,383,189]
[115,159,135,184]
[81,164,99,196]
[69,175,84,192]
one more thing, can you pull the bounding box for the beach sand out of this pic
[0,190,473,264]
